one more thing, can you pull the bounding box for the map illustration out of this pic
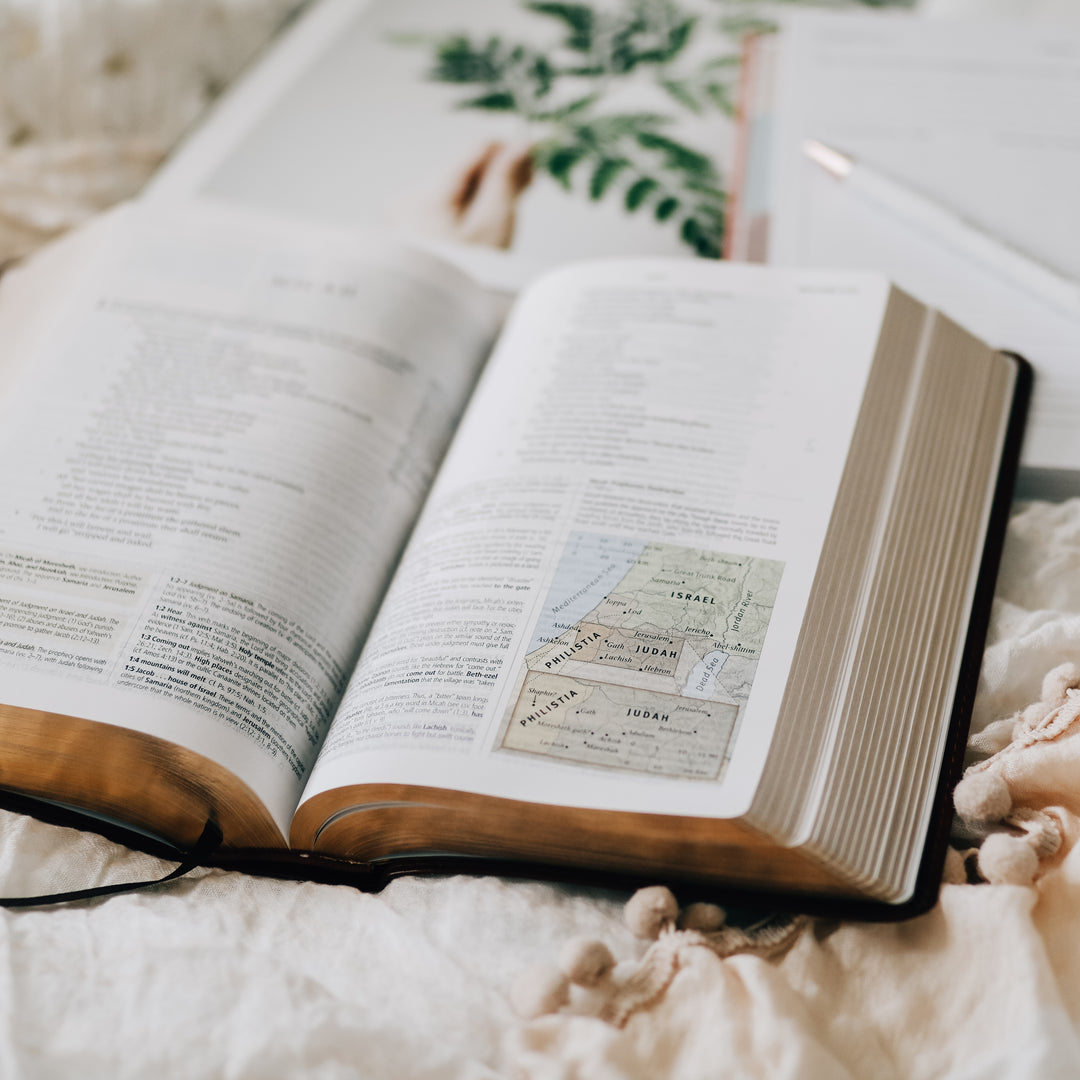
[500,533,783,780]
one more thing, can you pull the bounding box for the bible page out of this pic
[301,259,890,821]
[0,205,498,838]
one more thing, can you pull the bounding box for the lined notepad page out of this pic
[766,14,1080,485]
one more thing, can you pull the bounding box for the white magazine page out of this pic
[302,259,891,821]
[147,0,737,292]
[0,204,497,837]
[767,13,1080,477]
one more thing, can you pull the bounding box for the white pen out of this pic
[803,139,1080,321]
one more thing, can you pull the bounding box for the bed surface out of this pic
[3,0,1080,1076]
[2,498,1079,1080]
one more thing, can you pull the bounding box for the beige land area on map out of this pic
[501,539,783,780]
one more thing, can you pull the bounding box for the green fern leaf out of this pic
[654,196,679,221]
[635,132,715,178]
[577,113,667,145]
[695,236,721,259]
[683,181,727,202]
[563,63,606,77]
[679,216,722,259]
[527,2,594,52]
[457,91,517,111]
[590,158,629,200]
[701,55,740,72]
[529,54,555,98]
[659,79,701,114]
[625,177,659,211]
[547,145,589,188]
[431,37,502,84]
[664,17,697,60]
[681,217,702,245]
[703,82,735,116]
[534,94,598,122]
[628,16,698,66]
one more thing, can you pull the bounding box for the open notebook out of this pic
[728,12,1080,497]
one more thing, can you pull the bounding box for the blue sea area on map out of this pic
[527,532,647,653]
[686,649,729,699]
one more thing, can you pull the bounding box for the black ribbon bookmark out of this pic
[0,820,223,909]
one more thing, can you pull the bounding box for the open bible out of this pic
[0,205,1028,915]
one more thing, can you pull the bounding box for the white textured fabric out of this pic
[3,500,1080,1078]
[0,815,639,1078]
[0,0,298,261]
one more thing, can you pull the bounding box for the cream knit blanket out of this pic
[0,0,297,262]
[504,499,1080,1078]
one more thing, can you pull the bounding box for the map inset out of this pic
[501,533,783,780]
